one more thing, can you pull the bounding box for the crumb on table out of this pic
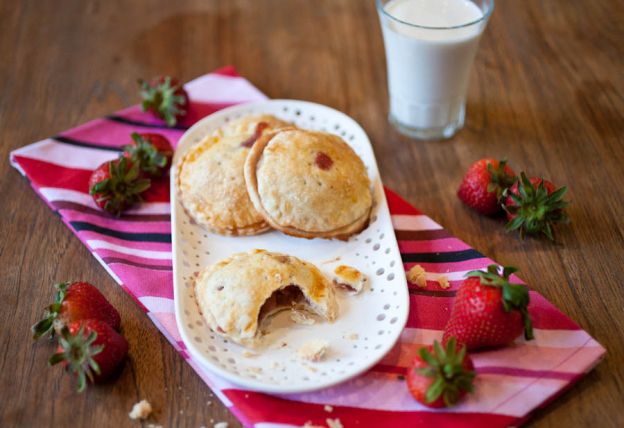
[128,399,152,420]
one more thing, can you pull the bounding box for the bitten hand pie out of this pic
[244,129,373,240]
[177,115,291,235]
[194,249,338,348]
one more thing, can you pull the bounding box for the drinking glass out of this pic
[377,0,494,140]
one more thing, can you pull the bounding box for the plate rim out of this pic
[171,99,409,394]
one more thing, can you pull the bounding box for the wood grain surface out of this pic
[1,0,622,427]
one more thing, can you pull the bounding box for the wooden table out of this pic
[1,0,622,426]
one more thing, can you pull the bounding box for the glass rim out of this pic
[376,0,494,31]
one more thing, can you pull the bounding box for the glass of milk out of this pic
[377,0,494,140]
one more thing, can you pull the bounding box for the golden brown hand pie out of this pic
[194,249,338,348]
[244,129,372,240]
[177,115,291,235]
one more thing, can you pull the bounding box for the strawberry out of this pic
[406,337,475,408]
[88,157,151,216]
[503,172,569,240]
[123,132,173,178]
[457,158,516,215]
[138,76,189,127]
[443,265,534,351]
[32,281,121,340]
[49,320,128,392]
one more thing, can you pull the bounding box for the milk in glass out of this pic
[378,0,493,139]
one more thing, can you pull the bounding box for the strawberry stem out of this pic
[32,282,70,340]
[416,338,475,407]
[49,325,103,393]
[466,265,534,340]
[486,159,516,202]
[503,172,569,240]
[123,133,168,177]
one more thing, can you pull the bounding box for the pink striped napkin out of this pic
[10,67,605,427]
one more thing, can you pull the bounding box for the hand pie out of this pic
[194,249,338,347]
[177,115,291,235]
[244,129,372,240]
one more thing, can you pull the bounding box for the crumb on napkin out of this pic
[437,275,450,289]
[298,339,329,362]
[406,264,427,288]
[128,399,152,420]
[326,418,344,428]
[324,404,334,413]
[332,265,366,294]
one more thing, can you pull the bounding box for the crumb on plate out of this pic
[298,339,329,362]
[324,405,334,413]
[332,265,366,294]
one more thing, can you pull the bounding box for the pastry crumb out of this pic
[290,309,316,325]
[324,404,334,413]
[406,264,427,288]
[298,339,329,362]
[326,418,344,428]
[302,422,324,428]
[247,366,262,374]
[214,422,228,428]
[344,333,359,340]
[242,351,257,358]
[302,364,318,372]
[332,265,366,294]
[128,399,152,420]
[437,275,450,289]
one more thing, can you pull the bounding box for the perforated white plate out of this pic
[172,100,409,393]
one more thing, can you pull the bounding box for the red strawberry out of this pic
[457,158,516,215]
[123,132,173,177]
[32,282,121,340]
[503,172,569,240]
[443,265,534,351]
[88,157,151,216]
[49,320,129,392]
[406,337,475,408]
[138,76,189,127]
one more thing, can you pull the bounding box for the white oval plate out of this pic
[172,100,409,394]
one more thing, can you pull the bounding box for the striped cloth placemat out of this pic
[10,67,605,428]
